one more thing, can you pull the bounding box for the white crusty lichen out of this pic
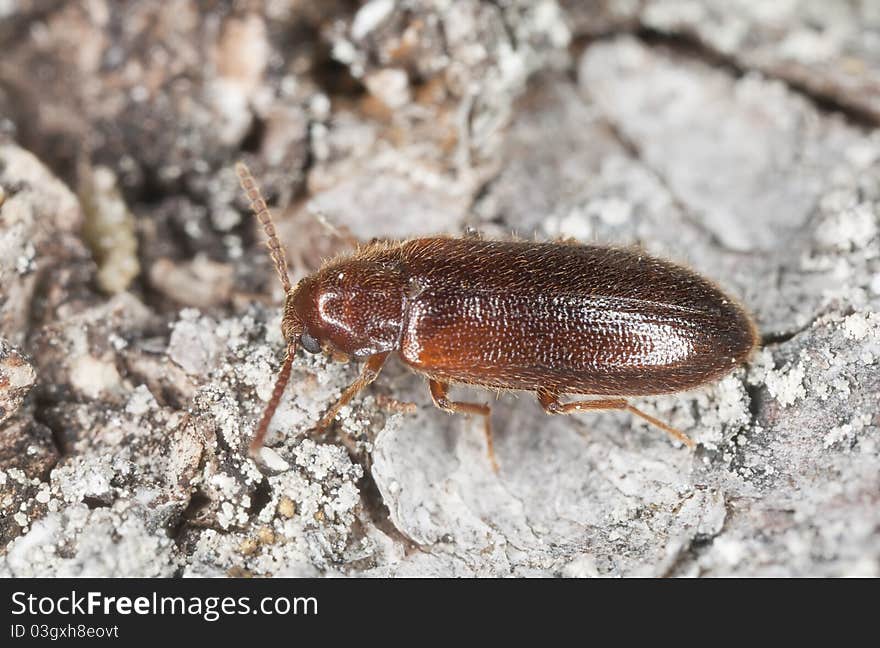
[2,503,179,577]
[162,304,403,575]
[168,309,221,376]
[182,439,369,576]
[0,339,36,424]
[764,360,807,408]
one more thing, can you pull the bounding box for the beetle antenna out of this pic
[236,162,292,294]
[250,345,295,456]
[236,162,297,456]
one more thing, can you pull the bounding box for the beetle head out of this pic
[285,260,405,359]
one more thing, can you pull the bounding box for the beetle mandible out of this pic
[236,163,757,472]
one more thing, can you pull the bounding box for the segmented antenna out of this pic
[250,348,294,456]
[235,162,292,294]
[235,162,295,457]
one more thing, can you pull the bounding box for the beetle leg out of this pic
[374,394,418,415]
[536,389,695,449]
[311,210,387,251]
[308,209,362,249]
[429,380,498,473]
[315,352,390,433]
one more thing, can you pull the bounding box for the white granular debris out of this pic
[16,242,36,274]
[814,203,878,251]
[308,94,331,120]
[845,141,879,169]
[125,384,157,417]
[168,314,219,375]
[6,506,178,577]
[327,481,360,517]
[210,473,239,498]
[257,447,290,472]
[819,188,858,213]
[293,439,361,482]
[746,348,774,385]
[531,0,572,48]
[713,537,746,567]
[54,456,114,504]
[211,206,241,232]
[777,29,836,64]
[832,377,851,399]
[69,355,121,399]
[560,554,599,578]
[216,316,247,349]
[3,514,61,576]
[218,502,236,530]
[365,68,411,110]
[823,414,871,449]
[843,313,880,340]
[351,0,395,41]
[824,423,851,449]
[764,361,807,407]
[842,313,870,340]
[108,333,128,351]
[331,38,357,65]
[7,468,27,484]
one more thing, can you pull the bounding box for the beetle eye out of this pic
[300,332,321,354]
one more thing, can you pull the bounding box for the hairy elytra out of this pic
[236,163,758,471]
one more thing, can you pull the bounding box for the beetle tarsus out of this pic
[537,389,695,450]
[625,404,695,449]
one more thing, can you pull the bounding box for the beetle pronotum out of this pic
[236,162,757,471]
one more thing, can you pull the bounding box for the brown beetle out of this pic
[236,163,757,471]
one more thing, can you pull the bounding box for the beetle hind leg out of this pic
[537,389,695,449]
[429,380,499,473]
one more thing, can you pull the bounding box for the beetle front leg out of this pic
[429,380,498,473]
[315,352,390,432]
[536,388,695,449]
